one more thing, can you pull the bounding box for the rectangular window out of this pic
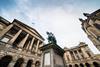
[1,37,9,43]
[1,37,10,43]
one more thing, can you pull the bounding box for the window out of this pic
[97,36,100,41]
[94,23,100,30]
[1,37,10,43]
[0,55,12,67]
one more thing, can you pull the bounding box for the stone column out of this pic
[64,53,68,63]
[29,37,35,51]
[81,47,89,58]
[72,51,78,60]
[8,29,22,45]
[77,50,82,59]
[35,40,40,53]
[18,34,29,48]
[0,24,13,38]
[67,51,73,62]
[8,61,16,67]
[23,63,27,67]
[25,41,31,50]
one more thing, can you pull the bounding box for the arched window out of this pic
[26,59,33,67]
[93,62,100,67]
[0,55,12,67]
[85,63,90,67]
[80,63,84,67]
[14,58,24,67]
[69,64,72,67]
[75,64,79,67]
[35,61,40,67]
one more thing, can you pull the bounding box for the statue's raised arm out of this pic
[46,32,57,44]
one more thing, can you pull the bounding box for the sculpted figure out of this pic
[46,32,57,44]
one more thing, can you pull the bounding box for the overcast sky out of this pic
[0,0,100,54]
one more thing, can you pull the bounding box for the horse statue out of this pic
[46,32,57,44]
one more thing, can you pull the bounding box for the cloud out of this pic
[0,0,100,54]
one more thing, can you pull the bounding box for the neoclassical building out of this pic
[0,16,44,67]
[79,9,100,51]
[64,42,100,67]
[0,9,100,67]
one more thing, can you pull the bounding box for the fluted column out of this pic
[0,24,13,38]
[35,40,40,53]
[29,37,35,51]
[8,29,22,45]
[18,34,29,48]
[77,50,82,59]
[81,47,89,58]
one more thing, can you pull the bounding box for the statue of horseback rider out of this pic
[46,32,57,44]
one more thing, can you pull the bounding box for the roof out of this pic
[0,16,44,40]
[84,9,100,22]
[13,19,45,40]
[90,9,100,17]
[64,42,87,51]
[0,16,10,25]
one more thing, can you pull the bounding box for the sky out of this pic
[0,0,100,54]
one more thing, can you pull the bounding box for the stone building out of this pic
[0,9,100,67]
[79,9,100,51]
[64,42,100,67]
[0,16,44,67]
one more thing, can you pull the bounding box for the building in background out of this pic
[0,16,44,67]
[79,9,100,51]
[64,42,100,67]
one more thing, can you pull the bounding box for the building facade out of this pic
[0,9,100,67]
[64,42,100,67]
[79,9,100,51]
[0,16,44,67]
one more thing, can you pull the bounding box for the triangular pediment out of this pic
[13,19,44,40]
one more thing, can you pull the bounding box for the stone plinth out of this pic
[40,43,65,67]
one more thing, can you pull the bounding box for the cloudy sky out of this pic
[0,0,100,53]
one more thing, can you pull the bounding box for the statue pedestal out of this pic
[40,43,65,67]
